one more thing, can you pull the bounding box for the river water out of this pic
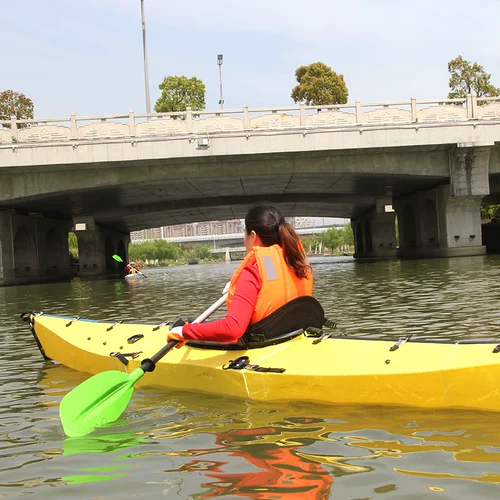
[2,255,500,498]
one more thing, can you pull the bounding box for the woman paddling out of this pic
[168,202,313,345]
[124,261,141,274]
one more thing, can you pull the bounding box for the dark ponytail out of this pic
[245,203,312,279]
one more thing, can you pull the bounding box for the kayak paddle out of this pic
[59,292,228,438]
[133,268,147,278]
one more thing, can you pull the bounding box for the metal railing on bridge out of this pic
[2,95,500,146]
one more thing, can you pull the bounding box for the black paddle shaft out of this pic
[138,293,228,373]
[140,340,178,372]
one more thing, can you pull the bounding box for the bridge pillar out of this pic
[352,198,398,259]
[74,216,130,276]
[0,211,72,286]
[396,144,490,259]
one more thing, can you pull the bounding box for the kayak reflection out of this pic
[37,365,500,495]
[153,400,500,496]
[176,422,333,499]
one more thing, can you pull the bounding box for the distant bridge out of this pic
[132,225,341,248]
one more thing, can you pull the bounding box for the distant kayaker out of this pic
[124,261,141,274]
[168,202,313,345]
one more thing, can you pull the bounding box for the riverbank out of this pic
[138,251,353,269]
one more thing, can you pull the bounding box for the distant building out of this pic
[290,217,315,228]
[131,219,244,242]
[131,227,163,241]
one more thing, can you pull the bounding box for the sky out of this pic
[3,0,500,118]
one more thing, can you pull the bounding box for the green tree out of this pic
[320,227,341,253]
[194,245,212,260]
[129,239,184,265]
[481,204,500,223]
[68,232,78,259]
[154,76,206,113]
[0,90,34,128]
[291,62,348,106]
[338,224,354,247]
[301,235,320,253]
[447,56,500,98]
[318,225,354,253]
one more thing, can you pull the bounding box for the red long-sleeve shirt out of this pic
[182,265,262,343]
[125,264,141,272]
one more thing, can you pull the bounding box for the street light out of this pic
[140,0,151,114]
[217,54,224,110]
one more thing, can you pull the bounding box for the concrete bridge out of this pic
[1,94,500,285]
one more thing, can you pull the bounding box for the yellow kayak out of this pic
[24,311,500,412]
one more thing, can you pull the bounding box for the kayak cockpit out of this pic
[173,295,336,350]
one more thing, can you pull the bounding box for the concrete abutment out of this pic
[0,213,130,286]
[352,198,398,259]
[73,216,130,277]
[352,145,491,260]
[395,145,490,259]
[0,211,72,286]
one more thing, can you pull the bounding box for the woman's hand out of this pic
[167,326,188,348]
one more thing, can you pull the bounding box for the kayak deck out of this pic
[125,273,144,280]
[25,312,500,412]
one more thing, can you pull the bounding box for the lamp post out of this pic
[217,54,224,110]
[140,0,151,114]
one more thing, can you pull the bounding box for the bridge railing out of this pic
[2,95,500,146]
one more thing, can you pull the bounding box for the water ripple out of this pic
[1,256,500,497]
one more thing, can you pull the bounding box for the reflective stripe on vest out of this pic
[261,256,278,281]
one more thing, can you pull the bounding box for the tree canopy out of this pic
[0,90,34,127]
[291,62,348,106]
[447,56,500,98]
[129,239,181,264]
[320,225,353,252]
[154,75,206,113]
[127,239,223,266]
[481,204,500,223]
[301,225,353,254]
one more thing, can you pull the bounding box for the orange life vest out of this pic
[226,244,313,324]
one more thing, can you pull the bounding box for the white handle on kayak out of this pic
[192,293,228,324]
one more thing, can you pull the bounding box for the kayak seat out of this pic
[241,295,325,344]
[187,296,325,351]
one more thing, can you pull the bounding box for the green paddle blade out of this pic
[60,368,145,438]
[112,254,124,263]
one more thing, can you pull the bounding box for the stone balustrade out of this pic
[2,95,500,146]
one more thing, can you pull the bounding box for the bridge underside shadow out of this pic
[0,147,454,232]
